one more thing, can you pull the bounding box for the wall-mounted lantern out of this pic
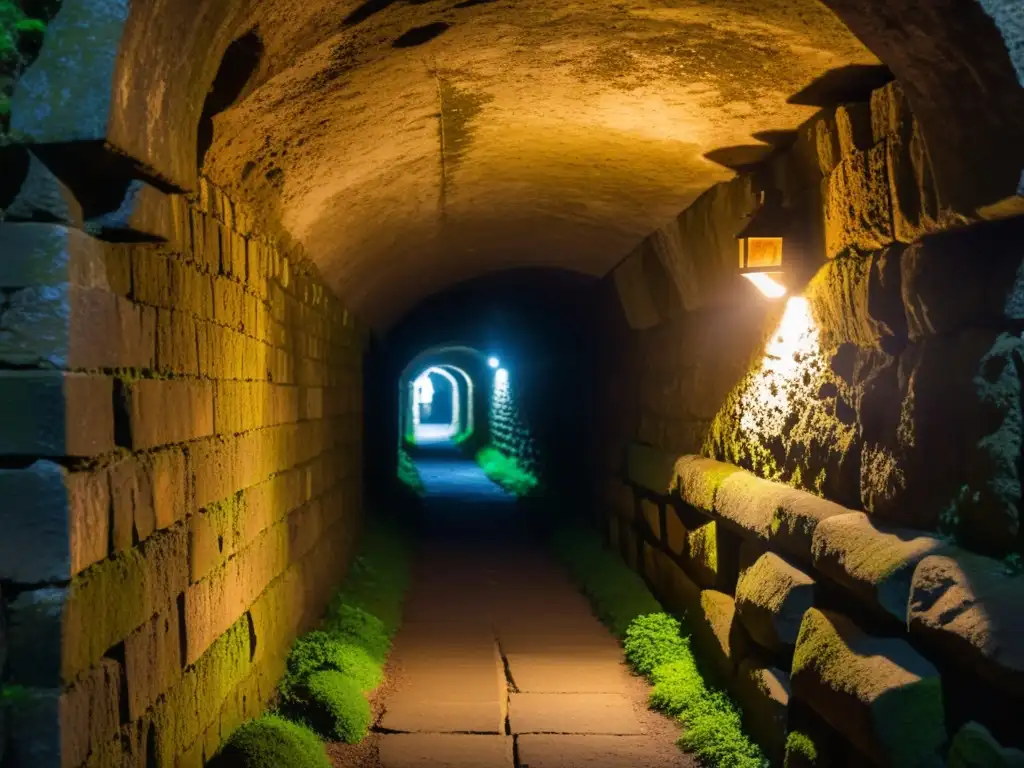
[737,192,789,299]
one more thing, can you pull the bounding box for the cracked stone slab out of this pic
[378,734,514,768]
[509,693,644,735]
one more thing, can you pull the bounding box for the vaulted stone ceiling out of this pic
[200,0,880,327]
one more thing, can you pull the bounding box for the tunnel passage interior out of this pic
[1,1,1024,767]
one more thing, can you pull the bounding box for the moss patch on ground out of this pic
[213,515,413,764]
[548,523,767,768]
[476,445,539,496]
[212,715,331,768]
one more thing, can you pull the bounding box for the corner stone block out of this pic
[909,550,1024,697]
[0,461,109,583]
[791,608,946,767]
[948,722,1024,768]
[735,551,815,651]
[734,660,790,765]
[0,371,114,457]
[672,454,741,513]
[811,511,947,619]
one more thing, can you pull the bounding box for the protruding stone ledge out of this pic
[791,608,946,767]
[735,551,815,651]
[811,512,947,620]
[909,551,1024,697]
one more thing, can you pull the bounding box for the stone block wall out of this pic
[607,453,1024,766]
[595,79,1024,766]
[489,365,538,477]
[0,175,365,767]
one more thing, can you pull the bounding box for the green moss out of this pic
[280,631,381,702]
[475,445,539,496]
[784,731,818,767]
[212,714,330,768]
[624,613,690,675]
[301,670,371,744]
[688,522,718,576]
[548,522,767,768]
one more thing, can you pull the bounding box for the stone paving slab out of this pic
[518,735,689,767]
[506,656,632,693]
[380,698,505,733]
[509,693,644,735]
[378,734,514,768]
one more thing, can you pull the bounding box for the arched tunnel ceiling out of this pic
[201,0,880,328]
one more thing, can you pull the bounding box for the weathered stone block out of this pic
[713,470,786,543]
[672,455,741,513]
[121,378,214,450]
[835,102,873,158]
[125,608,183,720]
[684,520,719,588]
[864,331,1024,549]
[690,589,750,680]
[735,552,814,651]
[184,522,289,665]
[0,461,110,583]
[152,447,191,529]
[0,371,114,457]
[824,143,895,259]
[63,525,189,682]
[901,220,1024,341]
[949,722,1024,768]
[108,454,157,552]
[613,244,663,330]
[909,550,1024,696]
[811,512,946,619]
[60,658,123,768]
[734,660,790,764]
[870,81,912,144]
[805,247,907,350]
[791,608,946,767]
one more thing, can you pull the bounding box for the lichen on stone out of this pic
[0,0,58,137]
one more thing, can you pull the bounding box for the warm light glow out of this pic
[488,356,500,369]
[742,272,787,299]
[739,296,820,436]
[739,236,784,269]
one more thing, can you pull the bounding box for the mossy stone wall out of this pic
[0,177,365,767]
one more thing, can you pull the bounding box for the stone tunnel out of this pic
[1,0,1023,766]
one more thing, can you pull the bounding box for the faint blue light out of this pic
[488,356,500,369]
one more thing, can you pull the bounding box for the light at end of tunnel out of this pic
[495,368,509,388]
[742,272,788,299]
[488,356,500,369]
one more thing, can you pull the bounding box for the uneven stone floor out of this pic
[330,449,694,767]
